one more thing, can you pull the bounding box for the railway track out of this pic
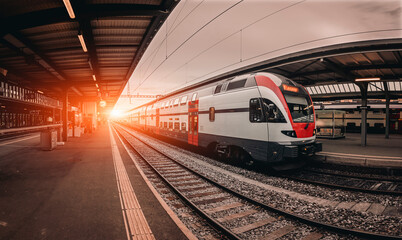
[113,124,402,240]
[284,168,402,196]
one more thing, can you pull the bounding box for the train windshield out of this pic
[284,94,314,123]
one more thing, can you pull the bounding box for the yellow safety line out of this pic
[113,124,198,240]
[109,124,155,240]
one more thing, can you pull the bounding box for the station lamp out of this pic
[355,77,381,82]
[99,100,107,108]
[63,0,75,19]
[92,74,96,81]
[78,33,88,52]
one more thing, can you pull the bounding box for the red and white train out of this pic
[123,72,322,168]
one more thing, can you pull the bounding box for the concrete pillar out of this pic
[62,90,68,142]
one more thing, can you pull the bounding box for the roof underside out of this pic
[0,0,178,111]
[267,41,402,101]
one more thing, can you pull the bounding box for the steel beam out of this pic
[357,83,368,147]
[384,82,390,139]
[62,90,68,142]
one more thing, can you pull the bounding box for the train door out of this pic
[188,97,199,146]
[155,108,160,134]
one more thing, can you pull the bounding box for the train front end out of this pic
[253,73,322,167]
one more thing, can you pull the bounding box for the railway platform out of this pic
[0,124,193,240]
[315,133,402,169]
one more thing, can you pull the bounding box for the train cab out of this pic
[253,73,322,163]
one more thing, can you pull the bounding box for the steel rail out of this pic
[283,172,402,196]
[113,125,241,240]
[114,123,402,240]
[304,168,402,182]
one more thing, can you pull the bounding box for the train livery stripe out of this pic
[255,75,314,138]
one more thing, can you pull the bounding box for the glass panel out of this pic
[333,84,340,93]
[319,85,326,94]
[306,87,313,95]
[284,95,314,123]
[191,93,197,102]
[328,85,335,93]
[348,83,356,92]
[375,82,383,91]
[227,79,247,91]
[354,83,360,92]
[396,81,401,91]
[324,85,330,93]
[315,86,322,94]
[368,84,375,92]
[388,81,395,91]
[180,96,188,104]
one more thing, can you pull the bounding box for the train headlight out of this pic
[281,130,297,138]
[313,129,316,136]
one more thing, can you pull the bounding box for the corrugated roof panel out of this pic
[26,31,77,42]
[364,52,386,64]
[92,17,152,28]
[33,38,81,50]
[21,22,80,35]
[88,0,162,5]
[94,36,143,44]
[0,0,62,18]
[93,28,146,36]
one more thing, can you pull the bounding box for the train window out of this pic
[261,99,286,123]
[227,79,247,91]
[191,93,197,102]
[193,116,198,135]
[174,98,179,106]
[169,122,173,129]
[249,98,264,122]
[174,122,180,130]
[164,122,167,128]
[209,107,215,122]
[180,96,188,105]
[214,84,222,94]
[181,122,186,131]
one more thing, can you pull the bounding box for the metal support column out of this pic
[384,82,390,139]
[359,83,368,147]
[62,90,68,142]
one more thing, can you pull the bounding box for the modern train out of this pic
[123,72,322,168]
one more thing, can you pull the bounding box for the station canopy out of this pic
[0,0,177,111]
[262,40,402,102]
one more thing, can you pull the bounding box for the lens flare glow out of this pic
[110,109,123,119]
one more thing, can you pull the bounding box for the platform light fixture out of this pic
[92,74,96,81]
[355,77,381,82]
[37,90,44,94]
[63,0,75,19]
[78,33,87,52]
[95,83,99,88]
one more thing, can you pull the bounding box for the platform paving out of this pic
[0,125,189,240]
[316,133,402,168]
